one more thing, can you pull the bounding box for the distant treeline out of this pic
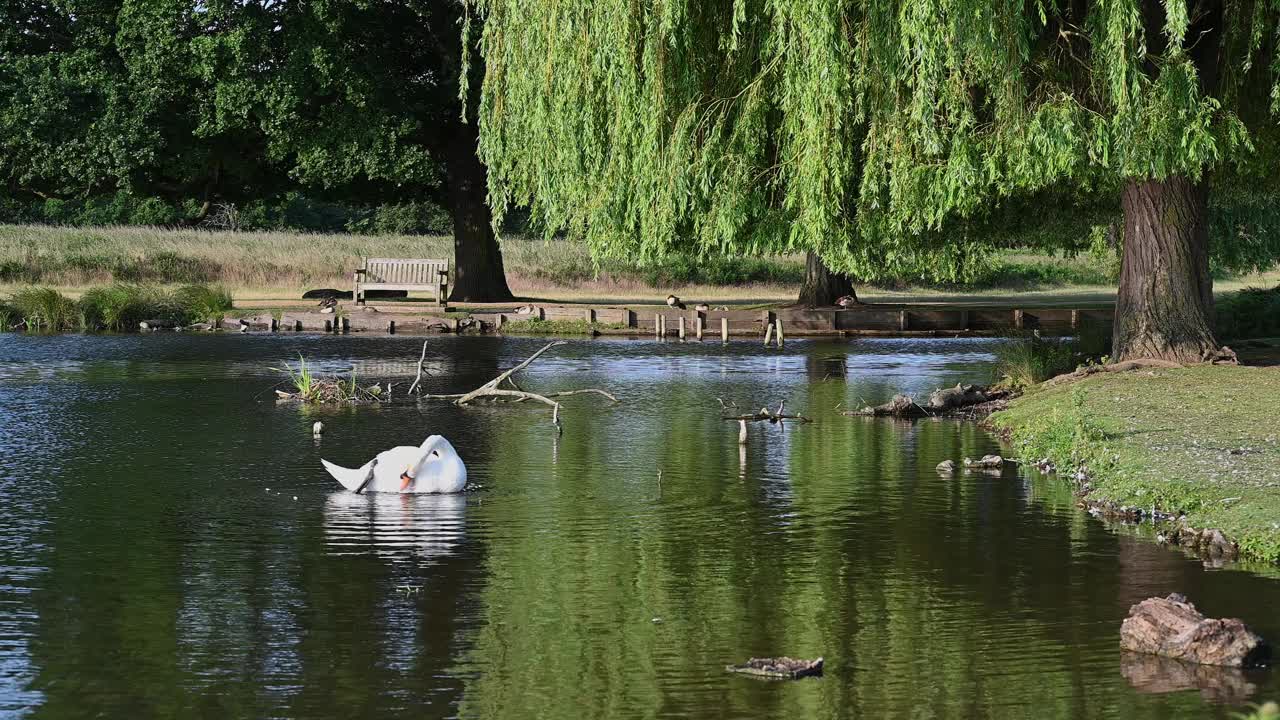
[0,192,459,235]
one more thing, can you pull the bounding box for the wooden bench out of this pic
[354,257,449,306]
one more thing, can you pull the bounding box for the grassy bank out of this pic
[992,366,1280,563]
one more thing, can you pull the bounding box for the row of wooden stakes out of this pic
[652,314,785,347]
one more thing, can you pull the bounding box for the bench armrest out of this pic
[354,268,367,275]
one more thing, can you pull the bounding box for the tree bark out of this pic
[1112,177,1222,363]
[797,251,854,307]
[443,120,514,303]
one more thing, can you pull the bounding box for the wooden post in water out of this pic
[899,310,909,331]
[324,319,332,333]
[655,314,662,339]
[341,317,350,334]
[763,322,774,346]
[678,316,686,340]
[695,316,704,340]
[738,419,748,445]
[585,308,594,323]
[387,320,396,335]
[721,317,728,343]
[1071,309,1080,330]
[775,318,784,347]
[1014,309,1024,330]
[270,317,278,332]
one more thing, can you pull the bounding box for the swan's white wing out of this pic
[322,458,377,492]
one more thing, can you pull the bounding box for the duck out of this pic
[835,294,858,308]
[694,303,710,313]
[322,435,467,494]
[318,297,338,314]
[666,294,686,310]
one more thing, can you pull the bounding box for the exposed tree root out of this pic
[1042,358,1185,387]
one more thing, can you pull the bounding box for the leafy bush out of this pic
[9,287,78,331]
[348,201,453,235]
[1216,285,1280,341]
[1235,701,1279,720]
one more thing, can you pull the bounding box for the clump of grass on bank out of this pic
[78,284,181,331]
[10,287,78,330]
[4,283,233,332]
[993,324,1112,389]
[0,300,16,331]
[500,318,629,335]
[1217,285,1280,341]
[172,284,234,323]
[992,366,1280,563]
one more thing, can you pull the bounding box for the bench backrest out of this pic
[363,258,449,285]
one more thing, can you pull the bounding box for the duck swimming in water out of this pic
[322,435,467,494]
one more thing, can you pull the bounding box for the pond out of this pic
[0,334,1276,719]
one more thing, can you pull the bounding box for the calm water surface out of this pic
[0,334,1276,719]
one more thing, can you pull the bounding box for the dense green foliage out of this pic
[474,1,1280,279]
[0,1,459,208]
[1,1,514,299]
[0,191,453,235]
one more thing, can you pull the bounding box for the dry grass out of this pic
[3,223,1277,307]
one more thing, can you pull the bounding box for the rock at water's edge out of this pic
[1120,593,1270,668]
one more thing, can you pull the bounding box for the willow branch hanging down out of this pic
[416,341,617,431]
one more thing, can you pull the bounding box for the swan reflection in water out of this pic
[324,491,467,564]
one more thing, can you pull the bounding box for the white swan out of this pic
[322,435,467,494]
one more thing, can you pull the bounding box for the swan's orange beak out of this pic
[399,471,414,491]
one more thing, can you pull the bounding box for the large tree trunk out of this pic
[444,121,514,303]
[797,251,854,307]
[1112,177,1222,363]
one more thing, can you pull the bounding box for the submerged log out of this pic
[1119,594,1270,667]
[726,656,823,680]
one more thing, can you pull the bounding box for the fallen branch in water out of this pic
[721,400,811,424]
[418,341,616,432]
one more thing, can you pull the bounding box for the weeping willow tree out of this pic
[472,0,1280,362]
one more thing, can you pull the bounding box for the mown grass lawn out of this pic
[993,366,1280,563]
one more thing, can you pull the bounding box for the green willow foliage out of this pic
[472,0,1280,281]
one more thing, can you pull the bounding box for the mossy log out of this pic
[845,384,1009,417]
